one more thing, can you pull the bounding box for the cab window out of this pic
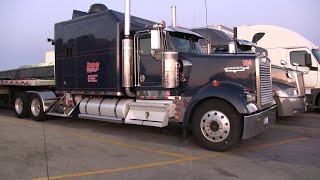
[290,50,308,66]
[139,36,151,55]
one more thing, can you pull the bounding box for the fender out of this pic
[27,90,56,112]
[183,81,251,126]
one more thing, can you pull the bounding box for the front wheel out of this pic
[192,99,242,151]
[30,95,47,121]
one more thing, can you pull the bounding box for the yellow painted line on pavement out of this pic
[239,137,307,152]
[56,129,192,159]
[268,125,320,135]
[0,116,191,159]
[32,137,307,180]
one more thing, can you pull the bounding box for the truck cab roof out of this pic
[57,7,155,33]
[237,25,317,49]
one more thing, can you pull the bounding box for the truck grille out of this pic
[257,57,273,109]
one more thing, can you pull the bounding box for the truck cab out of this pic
[192,27,306,116]
[236,25,320,109]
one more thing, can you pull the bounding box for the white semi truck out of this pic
[236,25,320,109]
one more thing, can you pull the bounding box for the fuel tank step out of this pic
[125,100,175,128]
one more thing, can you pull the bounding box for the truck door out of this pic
[62,24,77,91]
[62,40,77,90]
[137,33,162,87]
[286,48,318,89]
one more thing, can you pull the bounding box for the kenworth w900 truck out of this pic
[0,1,276,151]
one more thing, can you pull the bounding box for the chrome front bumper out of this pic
[274,96,306,116]
[242,105,277,139]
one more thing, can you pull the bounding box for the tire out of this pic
[13,93,30,118]
[317,95,320,110]
[192,99,242,151]
[29,94,47,121]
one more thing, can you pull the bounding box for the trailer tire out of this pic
[13,93,30,118]
[192,99,242,151]
[29,94,47,121]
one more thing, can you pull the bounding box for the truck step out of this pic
[46,112,70,117]
[125,101,175,128]
[78,114,123,123]
[46,95,79,117]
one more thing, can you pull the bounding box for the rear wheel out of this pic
[192,99,242,151]
[30,94,47,121]
[13,93,30,118]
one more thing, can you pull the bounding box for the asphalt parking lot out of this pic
[0,109,319,180]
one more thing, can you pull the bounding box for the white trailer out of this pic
[236,25,320,109]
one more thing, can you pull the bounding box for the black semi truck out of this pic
[0,1,276,151]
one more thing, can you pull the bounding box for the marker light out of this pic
[161,20,166,27]
[212,80,219,87]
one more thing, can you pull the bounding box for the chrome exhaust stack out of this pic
[171,6,176,27]
[122,0,135,97]
[124,0,131,37]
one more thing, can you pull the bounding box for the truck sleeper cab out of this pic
[192,27,306,117]
[236,25,320,110]
[0,2,276,151]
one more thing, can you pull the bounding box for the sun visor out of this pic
[165,26,204,39]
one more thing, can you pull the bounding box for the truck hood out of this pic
[178,53,257,96]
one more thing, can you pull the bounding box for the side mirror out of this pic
[47,38,55,45]
[206,40,212,54]
[280,60,287,66]
[305,53,312,67]
[228,42,236,53]
[151,29,161,50]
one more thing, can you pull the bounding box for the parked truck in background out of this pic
[192,27,306,116]
[236,25,320,110]
[0,1,276,151]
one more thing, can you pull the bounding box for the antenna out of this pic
[205,0,209,53]
[205,0,208,29]
[193,8,195,28]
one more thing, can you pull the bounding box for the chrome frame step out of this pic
[78,114,123,124]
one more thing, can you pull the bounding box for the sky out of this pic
[0,0,319,70]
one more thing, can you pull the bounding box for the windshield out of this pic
[312,49,320,64]
[168,32,202,54]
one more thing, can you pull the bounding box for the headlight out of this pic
[274,89,298,97]
[245,93,256,103]
[243,88,256,103]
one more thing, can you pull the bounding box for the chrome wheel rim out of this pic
[200,110,230,142]
[31,98,41,117]
[15,97,23,114]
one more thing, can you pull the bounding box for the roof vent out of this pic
[88,4,108,14]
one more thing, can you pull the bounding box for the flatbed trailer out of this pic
[0,65,55,109]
